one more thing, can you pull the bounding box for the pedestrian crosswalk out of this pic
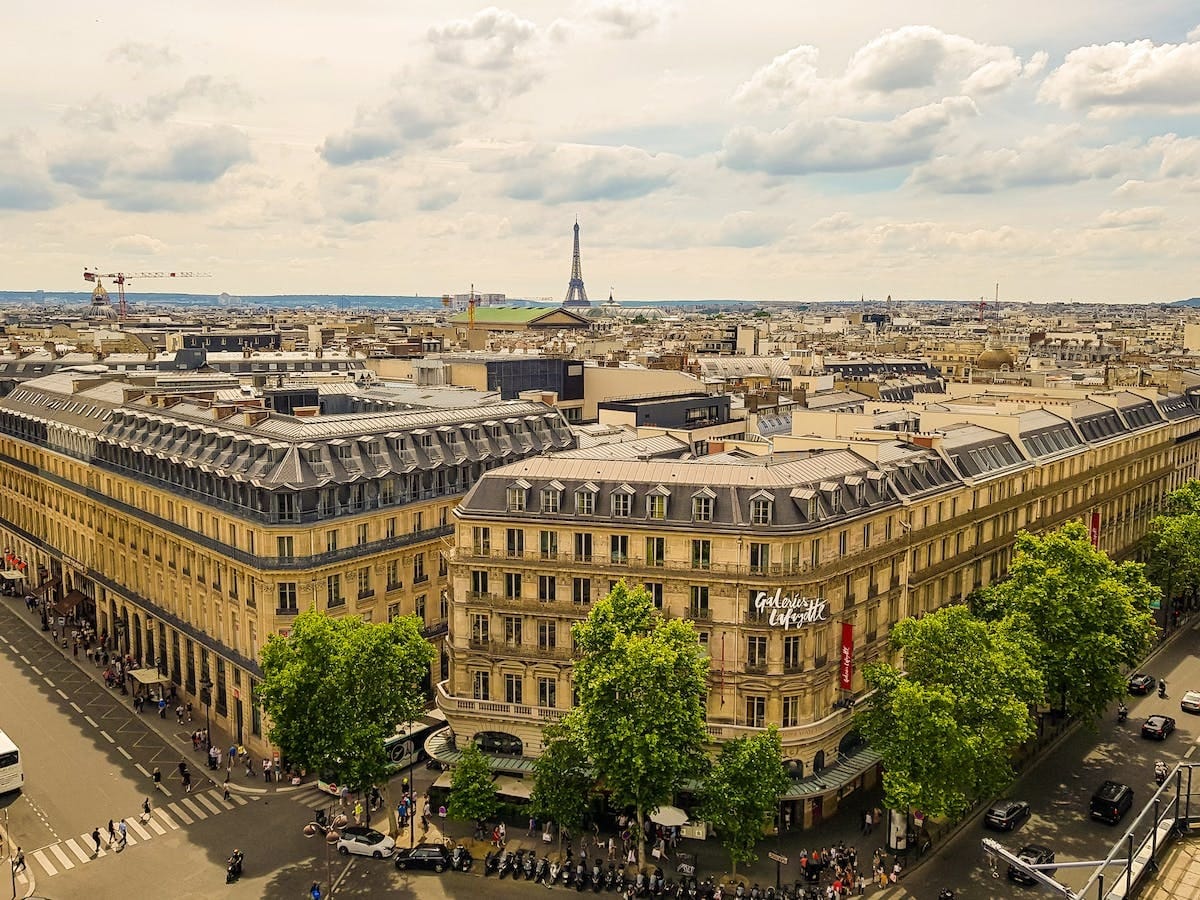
[12,788,254,886]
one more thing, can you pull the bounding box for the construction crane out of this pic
[83,268,212,319]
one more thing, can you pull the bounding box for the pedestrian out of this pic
[784,808,792,832]
[228,744,237,768]
[191,731,199,751]
[608,836,616,859]
[857,874,866,896]
[245,755,254,778]
[176,704,184,725]
[263,758,271,782]
[152,767,161,790]
[183,769,192,793]
[497,819,505,844]
[186,701,193,723]
[107,819,116,846]
[141,797,151,823]
[12,847,25,874]
[158,697,167,719]
[862,810,872,835]
[91,827,101,855]
[223,782,231,802]
[118,818,128,848]
[273,758,281,782]
[354,800,364,824]
[492,825,501,848]
[310,882,322,900]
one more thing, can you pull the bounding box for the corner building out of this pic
[0,370,574,760]
[440,388,1200,828]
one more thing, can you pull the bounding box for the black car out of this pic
[1128,673,1155,695]
[1007,845,1055,885]
[1142,714,1176,740]
[394,843,453,873]
[984,799,1031,831]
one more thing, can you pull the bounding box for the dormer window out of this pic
[337,444,353,461]
[647,486,670,519]
[749,493,773,525]
[612,484,635,517]
[420,433,433,448]
[541,481,563,513]
[366,441,381,459]
[691,487,716,522]
[576,482,598,515]
[506,479,530,512]
[846,476,865,504]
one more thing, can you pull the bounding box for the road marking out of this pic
[84,715,97,726]
[135,763,150,778]
[179,797,209,819]
[117,747,132,760]
[128,819,152,841]
[154,808,180,830]
[147,816,167,836]
[33,849,58,877]
[69,701,82,712]
[100,730,114,743]
[55,688,67,700]
[49,843,74,870]
[167,802,195,825]
[213,791,236,810]
[31,665,42,675]
[194,792,223,815]
[157,781,173,798]
[65,838,91,863]
[1185,746,1196,759]
[19,654,29,663]
[44,677,55,687]
[230,793,248,806]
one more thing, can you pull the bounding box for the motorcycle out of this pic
[576,861,588,892]
[749,885,761,900]
[938,891,956,900]
[1159,679,1168,698]
[483,850,497,877]
[225,850,244,884]
[604,862,617,892]
[535,856,549,885]
[1117,703,1128,723]
[1155,761,1168,786]
[550,860,562,885]
[592,862,604,893]
[524,850,537,880]
[734,882,746,900]
[450,843,473,872]
[497,848,513,879]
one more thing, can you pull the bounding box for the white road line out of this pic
[147,817,167,836]
[44,677,55,687]
[167,802,194,825]
[1185,745,1196,759]
[65,838,91,863]
[194,793,223,815]
[100,730,114,743]
[33,849,58,877]
[84,715,97,726]
[154,808,180,830]
[49,843,75,870]
[157,781,173,798]
[69,701,82,712]
[230,793,248,806]
[135,763,150,778]
[117,747,132,760]
[128,819,152,841]
[179,797,209,819]
[18,655,28,663]
[55,688,67,700]
[211,790,236,810]
[30,665,42,675]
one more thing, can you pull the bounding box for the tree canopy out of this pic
[256,607,434,793]
[1143,480,1200,607]
[973,522,1158,720]
[447,743,497,825]
[856,604,1043,817]
[698,725,790,874]
[530,721,592,848]
[567,582,709,870]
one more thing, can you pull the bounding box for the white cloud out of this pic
[720,96,978,175]
[107,42,180,69]
[0,135,58,211]
[110,233,166,255]
[478,142,679,203]
[1040,33,1200,115]
[426,6,540,70]
[1094,207,1164,229]
[586,0,668,40]
[909,127,1152,193]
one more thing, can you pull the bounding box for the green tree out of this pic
[698,725,790,875]
[567,582,709,871]
[447,743,497,827]
[1162,479,1200,516]
[530,721,592,850]
[856,605,1043,818]
[973,522,1159,720]
[1143,513,1200,609]
[257,607,434,806]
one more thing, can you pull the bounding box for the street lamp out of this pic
[303,813,347,898]
[199,673,213,752]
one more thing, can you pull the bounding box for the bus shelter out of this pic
[128,666,170,702]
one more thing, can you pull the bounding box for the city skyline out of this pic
[3,2,1200,302]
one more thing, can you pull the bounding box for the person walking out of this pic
[152,767,162,791]
[117,818,128,849]
[175,704,184,725]
[12,847,25,874]
[141,797,151,823]
[107,819,117,847]
[91,827,102,855]
[186,701,193,723]
[263,758,271,782]
[244,754,254,778]
[182,769,192,793]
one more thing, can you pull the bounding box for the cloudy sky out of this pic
[4,2,1200,302]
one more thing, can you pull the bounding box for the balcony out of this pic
[689,607,712,621]
[435,679,568,724]
[357,589,375,602]
[413,573,429,585]
[464,639,575,661]
[275,606,299,617]
[744,661,768,675]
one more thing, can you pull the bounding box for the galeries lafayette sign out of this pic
[751,589,829,629]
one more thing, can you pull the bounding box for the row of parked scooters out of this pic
[479,848,828,900]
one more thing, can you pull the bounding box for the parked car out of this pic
[1128,673,1156,695]
[336,826,396,859]
[1180,691,1200,714]
[984,799,1031,831]
[394,843,453,873]
[1008,844,1055,885]
[1142,714,1177,740]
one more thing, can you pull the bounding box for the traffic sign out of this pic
[768,851,788,865]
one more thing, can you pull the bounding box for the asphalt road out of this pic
[894,619,1200,900]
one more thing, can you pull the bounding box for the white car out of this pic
[336,826,396,858]
[1181,690,1200,714]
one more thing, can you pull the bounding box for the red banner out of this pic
[840,621,854,690]
[1089,511,1101,548]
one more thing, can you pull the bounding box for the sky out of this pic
[3,2,1200,303]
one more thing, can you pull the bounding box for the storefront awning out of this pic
[781,745,882,800]
[0,571,25,581]
[34,577,61,597]
[128,667,168,686]
[492,775,533,799]
[54,590,88,615]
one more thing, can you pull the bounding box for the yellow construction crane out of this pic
[83,268,212,318]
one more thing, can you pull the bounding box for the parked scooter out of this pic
[483,850,498,876]
[450,843,473,872]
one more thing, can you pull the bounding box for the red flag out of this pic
[840,621,854,690]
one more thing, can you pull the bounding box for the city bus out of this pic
[0,729,23,794]
[316,709,447,796]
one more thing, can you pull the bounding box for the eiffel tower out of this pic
[563,219,591,307]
